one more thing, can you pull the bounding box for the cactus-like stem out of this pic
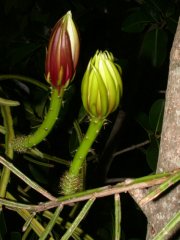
[70,117,104,176]
[61,117,104,195]
[13,87,64,151]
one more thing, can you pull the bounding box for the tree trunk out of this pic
[130,18,180,239]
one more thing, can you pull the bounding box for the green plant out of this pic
[0,5,179,240]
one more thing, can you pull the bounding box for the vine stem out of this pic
[13,87,64,150]
[0,106,14,207]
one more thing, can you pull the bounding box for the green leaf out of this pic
[149,99,165,134]
[122,10,152,33]
[140,29,168,67]
[146,136,159,171]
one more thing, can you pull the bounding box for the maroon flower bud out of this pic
[45,11,80,92]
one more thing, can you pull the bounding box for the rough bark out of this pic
[130,18,180,239]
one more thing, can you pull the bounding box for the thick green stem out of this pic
[0,106,14,209]
[70,117,104,176]
[61,117,104,195]
[13,88,63,151]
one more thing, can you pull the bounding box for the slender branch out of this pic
[152,211,180,240]
[0,125,6,134]
[6,192,53,239]
[0,170,178,212]
[26,148,70,166]
[0,74,48,91]
[114,194,121,240]
[73,120,84,143]
[140,169,180,205]
[42,211,94,240]
[0,156,56,201]
[0,97,20,106]
[0,106,14,206]
[39,205,63,240]
[22,212,36,231]
[113,140,150,158]
[61,198,95,240]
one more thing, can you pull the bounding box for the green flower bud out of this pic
[81,50,123,119]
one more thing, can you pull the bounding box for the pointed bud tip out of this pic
[45,10,80,92]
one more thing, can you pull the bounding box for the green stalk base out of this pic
[61,117,104,195]
[12,88,63,151]
[60,171,83,196]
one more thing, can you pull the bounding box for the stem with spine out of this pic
[13,87,63,151]
[61,117,104,195]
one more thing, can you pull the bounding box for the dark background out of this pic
[0,0,179,239]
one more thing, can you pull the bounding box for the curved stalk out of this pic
[70,118,104,176]
[61,117,104,195]
[0,74,63,151]
[13,88,63,151]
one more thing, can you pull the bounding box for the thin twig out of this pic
[6,192,53,239]
[61,198,95,240]
[113,140,150,158]
[140,169,180,205]
[39,205,63,240]
[114,194,121,240]
[0,97,20,106]
[0,156,56,201]
[42,211,94,240]
[0,170,178,212]
[152,211,180,240]
[0,74,48,91]
[26,148,70,166]
[0,106,14,207]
